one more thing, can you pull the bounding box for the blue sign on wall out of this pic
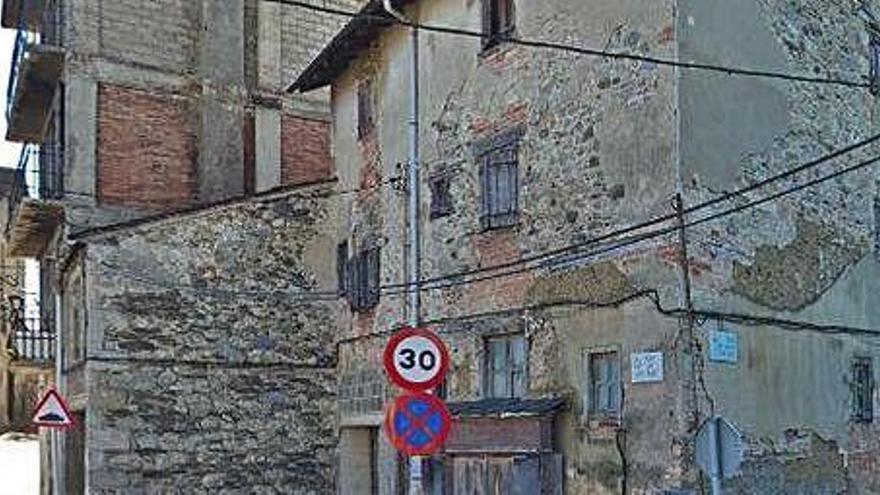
[709,329,738,364]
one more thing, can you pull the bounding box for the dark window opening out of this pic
[337,241,349,296]
[430,175,454,219]
[482,0,516,50]
[852,357,874,423]
[346,246,380,311]
[871,34,880,96]
[357,80,374,139]
[484,334,527,398]
[588,351,621,418]
[476,128,522,230]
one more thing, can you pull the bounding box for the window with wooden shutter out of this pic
[852,357,874,423]
[588,351,621,418]
[481,0,516,50]
[476,128,522,230]
[485,334,528,399]
[346,246,381,311]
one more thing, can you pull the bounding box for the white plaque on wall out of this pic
[631,352,664,383]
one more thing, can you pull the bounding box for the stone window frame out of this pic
[357,79,375,140]
[582,345,623,426]
[474,126,524,231]
[481,0,516,51]
[852,356,874,423]
[483,332,528,399]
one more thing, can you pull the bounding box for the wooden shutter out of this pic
[510,336,527,398]
[346,256,358,310]
[511,456,540,495]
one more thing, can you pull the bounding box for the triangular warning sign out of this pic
[32,389,75,429]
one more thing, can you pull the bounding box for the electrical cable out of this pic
[273,0,871,90]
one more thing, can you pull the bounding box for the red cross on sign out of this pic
[385,392,451,456]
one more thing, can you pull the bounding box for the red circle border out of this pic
[383,327,450,392]
[385,392,452,457]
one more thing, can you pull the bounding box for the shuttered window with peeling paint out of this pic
[485,334,528,398]
[476,127,523,230]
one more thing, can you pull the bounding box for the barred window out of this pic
[871,35,880,95]
[852,357,874,423]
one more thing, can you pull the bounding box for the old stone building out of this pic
[1,0,362,492]
[292,0,880,493]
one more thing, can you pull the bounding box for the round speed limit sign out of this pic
[383,327,449,391]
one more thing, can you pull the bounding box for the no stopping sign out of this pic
[384,327,449,391]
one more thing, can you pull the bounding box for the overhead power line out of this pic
[378,132,880,293]
[274,0,871,90]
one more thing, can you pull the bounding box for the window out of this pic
[484,334,527,398]
[587,351,621,418]
[852,357,874,423]
[337,241,349,296]
[871,34,880,95]
[476,128,523,230]
[429,174,453,219]
[482,0,516,49]
[357,80,374,139]
[345,246,380,311]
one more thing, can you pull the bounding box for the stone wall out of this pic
[73,185,341,493]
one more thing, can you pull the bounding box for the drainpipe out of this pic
[382,3,422,495]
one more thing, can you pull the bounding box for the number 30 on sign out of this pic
[384,327,450,391]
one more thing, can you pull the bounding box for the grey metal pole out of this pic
[709,417,722,495]
[406,24,423,495]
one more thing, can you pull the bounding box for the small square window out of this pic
[430,175,454,219]
[587,351,621,418]
[484,334,527,398]
[358,80,374,139]
[482,0,516,50]
[852,357,874,423]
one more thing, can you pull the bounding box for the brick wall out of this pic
[97,84,197,210]
[281,115,332,186]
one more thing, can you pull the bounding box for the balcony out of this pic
[5,144,64,257]
[4,296,53,364]
[4,0,64,143]
[1,296,53,434]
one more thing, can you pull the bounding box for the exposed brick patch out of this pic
[281,115,333,186]
[97,84,197,210]
[479,44,529,73]
[658,25,675,44]
[470,102,530,138]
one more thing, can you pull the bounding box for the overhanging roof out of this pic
[288,0,415,92]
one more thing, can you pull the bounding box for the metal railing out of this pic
[6,143,65,223]
[5,0,64,124]
[5,296,54,363]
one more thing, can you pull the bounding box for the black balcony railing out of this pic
[6,143,64,222]
[5,296,53,363]
[5,0,64,126]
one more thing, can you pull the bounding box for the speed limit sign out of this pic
[383,327,449,391]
